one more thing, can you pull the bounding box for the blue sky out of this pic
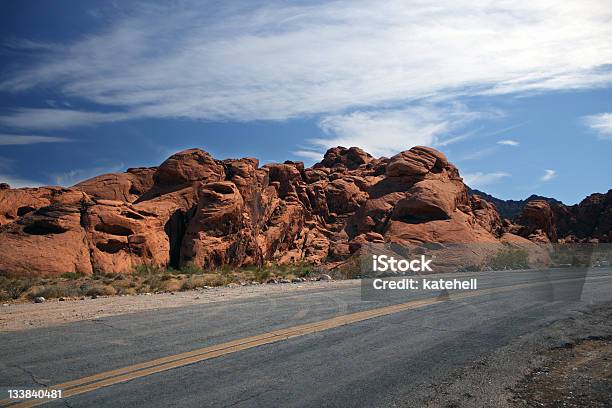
[0,0,610,204]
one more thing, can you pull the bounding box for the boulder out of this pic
[515,200,557,242]
[74,167,156,202]
[154,148,225,186]
[315,146,373,170]
[386,146,450,177]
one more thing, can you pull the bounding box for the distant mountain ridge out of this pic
[467,188,562,219]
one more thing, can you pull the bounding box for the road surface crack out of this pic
[60,398,74,408]
[91,318,122,331]
[12,364,49,387]
[221,387,275,408]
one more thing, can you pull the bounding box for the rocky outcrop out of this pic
[510,190,611,244]
[467,189,562,219]
[570,190,612,242]
[514,200,557,243]
[0,145,604,277]
[345,147,492,249]
[0,189,93,277]
[74,167,156,203]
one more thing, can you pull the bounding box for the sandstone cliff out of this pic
[0,146,606,277]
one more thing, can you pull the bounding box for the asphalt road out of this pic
[1,268,611,408]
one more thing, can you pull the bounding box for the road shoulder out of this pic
[420,302,612,408]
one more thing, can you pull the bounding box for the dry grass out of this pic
[0,260,325,302]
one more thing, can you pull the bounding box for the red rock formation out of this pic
[511,190,611,244]
[1,145,602,277]
[74,167,156,203]
[0,189,93,277]
[514,200,557,243]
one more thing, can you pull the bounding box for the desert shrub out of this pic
[133,264,167,276]
[28,284,81,299]
[202,274,226,287]
[457,264,482,272]
[133,264,169,290]
[180,262,203,275]
[253,268,270,283]
[250,261,317,281]
[223,273,236,284]
[180,278,196,291]
[60,272,84,280]
[110,278,132,289]
[292,262,318,277]
[160,279,182,292]
[181,274,225,291]
[143,275,164,291]
[114,285,137,296]
[82,284,116,297]
[3,278,34,299]
[487,247,529,270]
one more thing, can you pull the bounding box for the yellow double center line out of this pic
[2,275,609,408]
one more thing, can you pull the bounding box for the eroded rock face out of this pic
[0,189,93,277]
[571,190,612,242]
[155,149,225,186]
[386,146,452,177]
[511,190,611,243]
[315,146,373,170]
[73,168,156,203]
[515,200,557,243]
[0,145,601,277]
[0,187,75,226]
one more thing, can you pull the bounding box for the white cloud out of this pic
[497,139,520,146]
[462,171,510,188]
[582,112,612,139]
[540,169,556,182]
[0,1,611,129]
[292,150,324,162]
[0,134,70,145]
[308,104,480,157]
[0,109,128,131]
[51,163,125,186]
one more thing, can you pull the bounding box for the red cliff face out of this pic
[0,146,606,277]
[510,191,611,244]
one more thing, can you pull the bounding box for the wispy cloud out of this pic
[51,163,125,186]
[582,112,612,139]
[497,139,520,146]
[0,109,127,131]
[462,171,510,188]
[0,134,70,145]
[292,150,324,162]
[307,104,480,158]
[540,169,556,182]
[0,1,611,129]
